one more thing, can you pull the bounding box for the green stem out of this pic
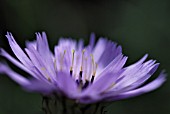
[42,95,108,114]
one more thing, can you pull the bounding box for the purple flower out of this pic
[0,32,166,104]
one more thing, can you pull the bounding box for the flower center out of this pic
[74,49,98,89]
[56,49,98,89]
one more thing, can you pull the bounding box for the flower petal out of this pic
[108,71,166,101]
[0,48,37,78]
[96,54,127,77]
[25,40,37,50]
[93,38,122,68]
[0,63,30,86]
[81,70,124,99]
[55,71,79,98]
[36,32,56,75]
[112,55,155,91]
[5,32,32,68]
[23,79,56,95]
[25,46,56,82]
[93,38,106,62]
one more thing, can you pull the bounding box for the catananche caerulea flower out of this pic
[0,32,166,104]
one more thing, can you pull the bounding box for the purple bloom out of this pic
[0,32,166,104]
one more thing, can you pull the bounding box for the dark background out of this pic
[0,0,170,114]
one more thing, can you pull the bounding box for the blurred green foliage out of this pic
[0,0,170,114]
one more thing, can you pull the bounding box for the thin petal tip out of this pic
[143,54,149,59]
[148,63,160,75]
[0,62,8,73]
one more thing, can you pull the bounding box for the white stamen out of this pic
[70,49,75,72]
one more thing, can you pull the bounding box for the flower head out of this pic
[0,32,166,104]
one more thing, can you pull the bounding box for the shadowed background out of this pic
[0,0,170,114]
